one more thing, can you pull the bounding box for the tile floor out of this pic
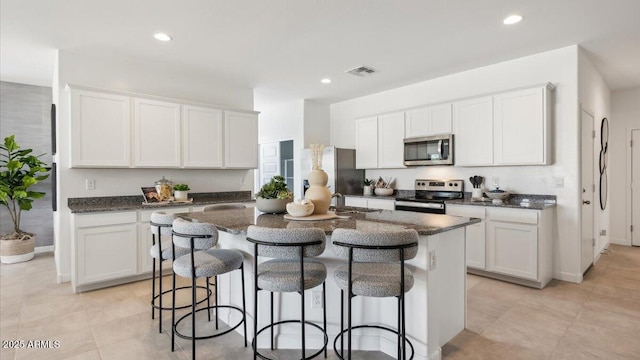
[1,244,638,359]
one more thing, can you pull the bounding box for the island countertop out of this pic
[182,207,480,236]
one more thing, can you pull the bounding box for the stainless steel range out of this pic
[395,179,464,214]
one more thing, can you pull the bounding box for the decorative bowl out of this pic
[286,202,315,217]
[374,188,394,196]
[485,189,509,204]
[256,198,292,213]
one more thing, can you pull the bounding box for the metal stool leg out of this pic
[215,276,219,330]
[323,281,327,358]
[158,258,163,334]
[240,263,248,347]
[151,257,156,320]
[206,278,211,322]
[270,292,274,350]
[301,288,306,360]
[397,296,401,359]
[171,271,176,351]
[340,289,344,358]
[191,275,196,360]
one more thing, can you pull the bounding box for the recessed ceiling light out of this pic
[503,14,523,25]
[321,78,332,84]
[154,33,172,42]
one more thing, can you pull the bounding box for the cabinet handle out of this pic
[583,200,591,205]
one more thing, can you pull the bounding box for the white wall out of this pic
[331,46,583,282]
[578,48,611,257]
[53,50,255,281]
[610,88,640,245]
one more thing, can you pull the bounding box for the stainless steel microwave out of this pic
[403,134,454,166]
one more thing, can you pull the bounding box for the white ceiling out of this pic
[1,0,639,104]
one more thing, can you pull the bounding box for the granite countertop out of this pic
[68,191,253,213]
[445,194,557,210]
[183,207,480,236]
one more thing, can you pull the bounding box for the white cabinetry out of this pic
[344,196,395,210]
[182,105,223,168]
[493,86,551,165]
[355,116,378,169]
[134,98,181,167]
[446,204,554,288]
[70,89,132,167]
[224,111,258,168]
[74,212,138,286]
[377,112,406,168]
[453,97,494,166]
[454,84,553,167]
[355,112,405,169]
[446,205,486,269]
[405,103,452,138]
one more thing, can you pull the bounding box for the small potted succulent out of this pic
[363,178,374,196]
[173,183,190,201]
[255,175,292,213]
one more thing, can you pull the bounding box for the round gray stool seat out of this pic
[150,240,190,260]
[258,258,327,293]
[334,263,414,297]
[173,249,244,279]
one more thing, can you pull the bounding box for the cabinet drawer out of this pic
[345,197,368,208]
[75,211,137,227]
[488,208,538,224]
[367,199,395,210]
[446,205,486,219]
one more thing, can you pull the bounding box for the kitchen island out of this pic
[183,207,479,360]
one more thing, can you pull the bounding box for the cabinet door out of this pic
[71,90,131,167]
[453,97,493,166]
[377,112,406,168]
[367,198,395,210]
[225,111,258,168]
[77,223,138,285]
[494,87,548,165]
[487,221,538,280]
[428,103,453,135]
[405,107,429,138]
[134,98,181,167]
[355,116,378,169]
[446,205,486,269]
[182,105,223,168]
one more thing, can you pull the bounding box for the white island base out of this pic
[213,227,466,360]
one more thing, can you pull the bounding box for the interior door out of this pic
[259,142,280,188]
[581,109,595,272]
[632,130,640,246]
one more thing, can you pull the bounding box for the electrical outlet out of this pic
[554,177,564,188]
[85,179,96,190]
[429,250,437,271]
[600,229,607,236]
[311,290,323,309]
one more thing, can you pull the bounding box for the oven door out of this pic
[395,201,445,214]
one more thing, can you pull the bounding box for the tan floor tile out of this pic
[584,282,640,319]
[98,336,186,360]
[465,307,499,334]
[516,292,582,322]
[91,312,161,348]
[63,349,102,360]
[17,309,90,340]
[19,294,85,323]
[536,278,594,304]
[466,274,485,291]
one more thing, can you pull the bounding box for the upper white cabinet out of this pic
[224,111,258,168]
[377,112,406,168]
[405,103,452,138]
[493,86,551,165]
[70,89,132,167]
[133,99,181,167]
[454,84,553,167]
[182,105,223,168]
[355,112,405,169]
[355,116,379,169]
[453,96,494,166]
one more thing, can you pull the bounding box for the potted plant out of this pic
[173,183,190,201]
[363,178,374,196]
[255,175,292,213]
[0,135,50,264]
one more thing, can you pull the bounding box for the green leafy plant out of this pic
[174,184,190,191]
[0,135,50,239]
[363,178,374,186]
[256,175,292,199]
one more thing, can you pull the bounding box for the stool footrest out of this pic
[253,320,328,360]
[174,305,245,341]
[151,285,212,311]
[332,324,414,360]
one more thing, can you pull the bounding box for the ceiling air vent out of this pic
[345,65,377,77]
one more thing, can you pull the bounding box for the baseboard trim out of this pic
[57,273,71,283]
[35,245,54,254]
[611,237,631,246]
[552,271,582,284]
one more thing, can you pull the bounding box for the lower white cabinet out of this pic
[344,196,395,210]
[446,205,486,269]
[74,212,138,286]
[446,204,554,288]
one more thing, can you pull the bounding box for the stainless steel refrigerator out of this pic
[300,147,364,204]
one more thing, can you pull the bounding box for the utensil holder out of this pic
[471,188,483,201]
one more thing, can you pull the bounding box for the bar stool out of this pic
[246,226,328,360]
[202,203,246,211]
[149,211,211,333]
[171,218,247,360]
[331,228,419,360]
